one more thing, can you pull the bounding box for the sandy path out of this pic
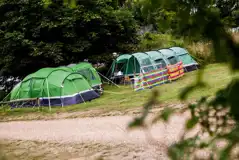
[0,112,194,159]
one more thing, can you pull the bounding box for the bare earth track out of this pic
[0,111,196,160]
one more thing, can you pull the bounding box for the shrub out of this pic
[137,32,184,51]
[0,90,6,101]
[186,42,215,65]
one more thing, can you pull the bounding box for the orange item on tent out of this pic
[167,61,184,81]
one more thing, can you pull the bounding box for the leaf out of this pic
[180,82,206,100]
[42,0,52,8]
[186,117,199,130]
[227,80,239,121]
[199,142,209,149]
[128,117,144,129]
[70,0,76,8]
[219,143,234,160]
[180,84,196,100]
[152,107,174,123]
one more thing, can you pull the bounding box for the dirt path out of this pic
[0,112,195,160]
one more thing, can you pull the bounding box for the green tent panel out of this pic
[169,47,198,66]
[158,49,179,65]
[68,62,102,88]
[111,52,156,77]
[116,54,132,63]
[10,68,99,107]
[145,51,170,69]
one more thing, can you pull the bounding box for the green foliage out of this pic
[186,42,216,66]
[125,0,179,33]
[128,89,159,129]
[152,107,174,123]
[137,33,184,51]
[0,0,139,78]
[0,90,6,101]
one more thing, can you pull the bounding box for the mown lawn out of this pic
[0,63,234,117]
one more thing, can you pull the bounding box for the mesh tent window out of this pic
[144,51,169,69]
[168,56,178,65]
[155,59,167,68]
[110,53,155,77]
[158,49,180,65]
[169,47,198,66]
[78,68,96,81]
[68,62,102,88]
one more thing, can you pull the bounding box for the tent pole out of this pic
[106,61,114,78]
[140,67,150,89]
[72,81,86,104]
[1,81,22,103]
[126,59,129,76]
[46,78,51,111]
[60,85,64,107]
[79,92,85,104]
[124,59,130,85]
[1,91,11,103]
[97,72,120,88]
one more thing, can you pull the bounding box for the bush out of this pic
[137,32,184,51]
[0,90,6,101]
[186,42,215,65]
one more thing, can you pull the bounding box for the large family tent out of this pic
[9,67,99,108]
[169,47,199,71]
[110,52,156,78]
[158,49,179,65]
[68,62,102,93]
[145,51,169,69]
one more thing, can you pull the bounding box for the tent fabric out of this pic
[169,47,198,66]
[134,68,168,91]
[167,61,185,81]
[9,68,99,107]
[111,52,156,77]
[132,52,156,73]
[158,49,179,65]
[69,62,102,88]
[145,51,169,69]
[116,54,132,63]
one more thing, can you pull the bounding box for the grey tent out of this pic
[158,49,179,65]
[169,47,199,72]
[144,51,170,69]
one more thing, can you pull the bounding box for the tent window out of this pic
[115,63,125,73]
[78,69,95,81]
[155,59,166,68]
[141,58,154,73]
[178,54,194,64]
[168,56,178,65]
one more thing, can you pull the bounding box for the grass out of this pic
[0,63,234,118]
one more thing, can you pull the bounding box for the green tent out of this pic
[169,47,199,71]
[158,49,179,65]
[145,51,170,69]
[9,67,99,107]
[110,52,156,78]
[68,62,102,88]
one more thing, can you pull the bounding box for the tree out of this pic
[129,0,239,159]
[216,0,239,27]
[125,0,178,33]
[0,0,139,79]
